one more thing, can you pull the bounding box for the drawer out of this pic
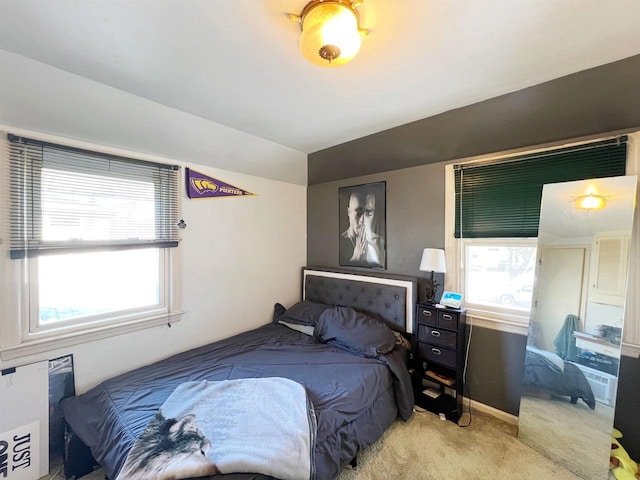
[417,306,437,326]
[417,342,457,369]
[418,324,457,349]
[437,310,459,330]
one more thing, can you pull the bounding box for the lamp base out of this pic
[424,272,440,304]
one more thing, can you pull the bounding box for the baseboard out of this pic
[464,396,519,426]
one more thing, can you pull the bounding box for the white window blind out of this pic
[7,134,180,259]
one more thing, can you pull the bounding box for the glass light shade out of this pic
[577,194,606,210]
[300,2,362,67]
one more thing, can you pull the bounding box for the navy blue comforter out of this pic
[62,323,414,480]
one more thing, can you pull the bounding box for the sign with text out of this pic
[0,422,39,480]
[185,168,255,199]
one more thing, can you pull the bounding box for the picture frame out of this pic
[338,181,386,269]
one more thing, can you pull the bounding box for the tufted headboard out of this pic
[302,268,417,334]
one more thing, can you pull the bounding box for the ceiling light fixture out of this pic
[575,193,606,210]
[289,1,368,67]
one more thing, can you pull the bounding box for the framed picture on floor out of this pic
[338,181,386,269]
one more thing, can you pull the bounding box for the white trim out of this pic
[622,343,640,358]
[443,164,459,292]
[302,269,415,333]
[0,310,184,361]
[624,133,640,348]
[467,313,529,336]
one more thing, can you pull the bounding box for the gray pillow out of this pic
[273,300,331,326]
[314,306,397,357]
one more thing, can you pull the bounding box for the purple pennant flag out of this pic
[186,168,256,199]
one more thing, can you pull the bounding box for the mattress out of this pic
[61,323,413,480]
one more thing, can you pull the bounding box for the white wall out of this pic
[0,158,306,393]
[0,50,308,392]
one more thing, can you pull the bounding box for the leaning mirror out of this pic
[518,175,637,480]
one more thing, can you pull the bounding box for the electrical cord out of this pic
[457,316,473,427]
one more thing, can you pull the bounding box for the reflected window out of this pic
[463,240,537,315]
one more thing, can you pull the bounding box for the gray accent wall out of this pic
[307,161,527,415]
[308,54,640,185]
[466,325,527,416]
[307,163,446,291]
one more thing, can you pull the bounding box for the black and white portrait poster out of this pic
[339,181,386,269]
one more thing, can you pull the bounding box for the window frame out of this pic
[445,161,534,334]
[0,132,183,361]
[26,247,168,339]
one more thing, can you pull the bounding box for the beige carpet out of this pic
[46,409,609,480]
[518,394,615,480]
[337,410,586,480]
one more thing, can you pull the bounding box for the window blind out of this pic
[7,134,180,259]
[454,136,628,238]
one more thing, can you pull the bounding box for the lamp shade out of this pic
[299,1,362,67]
[419,248,447,273]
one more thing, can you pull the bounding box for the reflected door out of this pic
[533,247,586,352]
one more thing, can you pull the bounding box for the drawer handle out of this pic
[430,330,441,337]
[442,314,453,321]
[422,310,432,316]
[431,348,442,355]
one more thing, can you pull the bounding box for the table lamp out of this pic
[419,248,447,304]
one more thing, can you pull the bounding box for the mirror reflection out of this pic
[518,175,637,480]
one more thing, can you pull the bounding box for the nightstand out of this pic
[412,303,467,422]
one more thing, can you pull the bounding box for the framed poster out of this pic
[49,355,75,458]
[338,181,386,269]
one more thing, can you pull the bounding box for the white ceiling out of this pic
[539,175,638,242]
[1,0,640,184]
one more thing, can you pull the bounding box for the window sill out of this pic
[465,307,529,336]
[0,310,184,361]
[621,343,640,358]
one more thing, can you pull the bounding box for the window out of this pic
[1,133,182,357]
[447,136,628,324]
[463,240,537,314]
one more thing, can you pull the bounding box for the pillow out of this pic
[314,306,397,357]
[278,320,315,336]
[272,302,287,323]
[273,300,331,326]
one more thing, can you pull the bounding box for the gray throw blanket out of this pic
[116,378,316,480]
[553,313,580,361]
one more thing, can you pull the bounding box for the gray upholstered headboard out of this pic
[302,268,417,333]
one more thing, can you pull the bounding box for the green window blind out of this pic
[7,134,181,259]
[454,137,628,238]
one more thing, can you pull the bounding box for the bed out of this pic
[61,268,417,480]
[522,345,596,410]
